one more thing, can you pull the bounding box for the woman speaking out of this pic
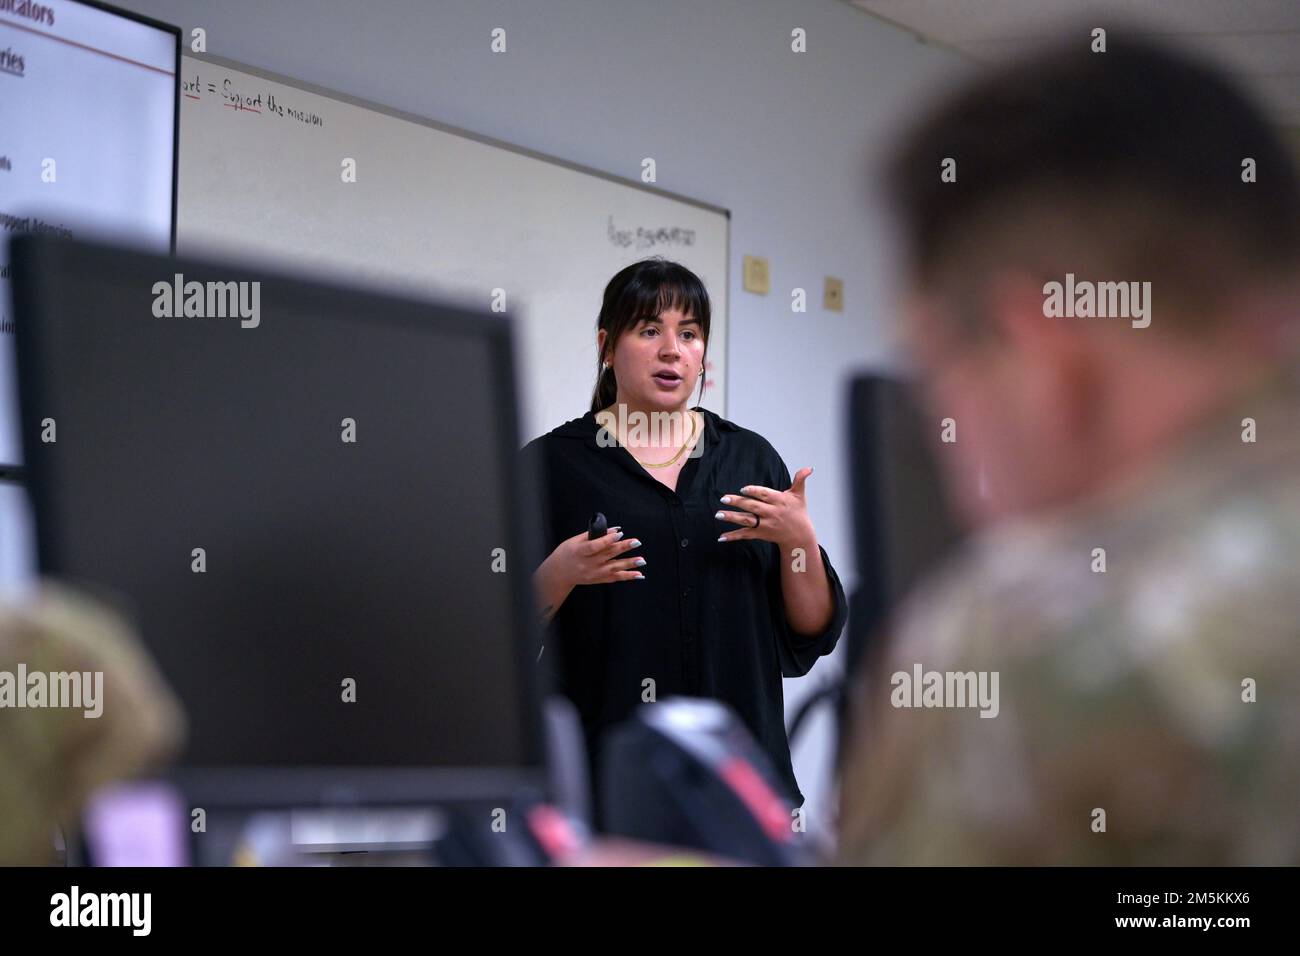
[522,259,847,812]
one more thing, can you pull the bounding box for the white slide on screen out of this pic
[0,0,176,467]
[0,0,176,593]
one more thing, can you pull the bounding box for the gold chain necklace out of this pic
[613,409,698,469]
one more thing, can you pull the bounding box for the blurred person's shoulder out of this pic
[0,586,183,864]
[853,373,1300,863]
[892,367,1300,675]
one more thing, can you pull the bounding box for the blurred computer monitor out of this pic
[845,373,963,681]
[11,234,548,808]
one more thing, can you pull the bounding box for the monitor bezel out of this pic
[11,233,552,809]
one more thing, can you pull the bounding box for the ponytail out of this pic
[589,361,618,414]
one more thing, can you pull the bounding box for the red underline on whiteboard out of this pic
[224,103,261,113]
[184,93,199,100]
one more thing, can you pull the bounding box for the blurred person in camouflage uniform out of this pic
[838,31,1300,864]
[0,586,182,864]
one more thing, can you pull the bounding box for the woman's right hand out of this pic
[551,526,646,587]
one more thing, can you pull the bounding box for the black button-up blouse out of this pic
[519,405,847,805]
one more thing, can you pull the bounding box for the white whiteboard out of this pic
[176,53,729,440]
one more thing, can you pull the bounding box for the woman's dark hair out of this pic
[589,258,712,413]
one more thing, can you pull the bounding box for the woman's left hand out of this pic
[716,467,815,549]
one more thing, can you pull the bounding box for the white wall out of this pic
[112,0,965,840]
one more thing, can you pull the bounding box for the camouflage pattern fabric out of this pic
[0,585,183,865]
[838,369,1300,864]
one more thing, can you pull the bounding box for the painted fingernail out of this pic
[634,572,645,579]
[715,511,726,520]
[629,539,641,548]
[634,557,646,567]
[614,531,625,540]
[720,496,731,504]
[718,535,728,542]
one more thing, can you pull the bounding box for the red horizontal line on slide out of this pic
[0,15,174,76]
